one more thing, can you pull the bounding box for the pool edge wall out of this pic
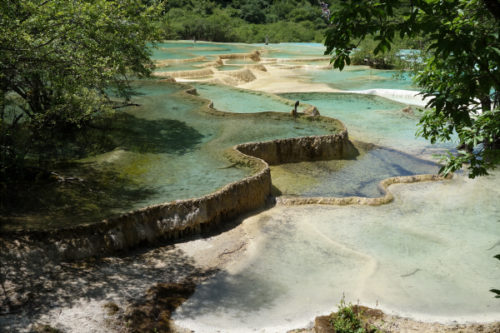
[0,97,351,261]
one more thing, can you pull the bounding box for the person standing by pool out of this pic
[319,1,330,20]
[291,100,299,118]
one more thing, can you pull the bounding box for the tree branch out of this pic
[483,0,500,20]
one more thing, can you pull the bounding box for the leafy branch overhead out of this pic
[0,0,163,175]
[324,0,500,178]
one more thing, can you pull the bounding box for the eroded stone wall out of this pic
[237,131,351,165]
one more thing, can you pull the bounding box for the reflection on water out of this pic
[271,145,440,198]
[86,113,204,155]
[0,164,158,231]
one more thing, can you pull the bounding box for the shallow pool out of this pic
[300,66,417,91]
[193,83,307,114]
[271,145,440,198]
[151,41,257,61]
[173,172,500,332]
[0,81,336,231]
[280,92,456,156]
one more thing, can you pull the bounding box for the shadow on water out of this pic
[0,112,205,231]
[75,112,205,157]
[0,164,157,231]
[309,147,440,198]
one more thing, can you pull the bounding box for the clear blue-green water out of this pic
[258,42,326,58]
[3,41,499,332]
[183,83,448,197]
[279,92,456,154]
[118,42,500,330]
[15,42,447,231]
[1,81,336,231]
[151,41,256,61]
[187,83,454,155]
[174,173,500,332]
[303,66,417,91]
[193,83,307,114]
[271,146,440,198]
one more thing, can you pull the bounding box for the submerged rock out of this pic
[402,105,414,115]
[304,106,321,117]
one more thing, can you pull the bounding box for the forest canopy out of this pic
[159,0,335,43]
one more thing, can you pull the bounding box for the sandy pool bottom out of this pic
[172,172,500,333]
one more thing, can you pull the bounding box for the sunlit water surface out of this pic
[280,92,456,156]
[174,172,500,332]
[1,81,335,230]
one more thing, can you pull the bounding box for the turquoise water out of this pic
[4,41,498,332]
[138,42,500,331]
[303,66,417,91]
[272,147,440,198]
[189,83,454,155]
[151,41,256,61]
[193,83,307,114]
[2,81,336,230]
[280,92,456,154]
[174,173,500,332]
[258,42,327,58]
[188,83,453,157]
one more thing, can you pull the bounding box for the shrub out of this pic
[329,297,380,333]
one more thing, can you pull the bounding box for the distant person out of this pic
[319,1,330,20]
[265,35,269,45]
[291,100,299,118]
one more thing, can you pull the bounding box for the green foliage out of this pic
[159,0,330,43]
[329,298,378,333]
[325,0,500,177]
[350,37,410,69]
[0,0,163,178]
[330,301,364,333]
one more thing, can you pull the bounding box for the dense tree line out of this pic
[159,0,335,43]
